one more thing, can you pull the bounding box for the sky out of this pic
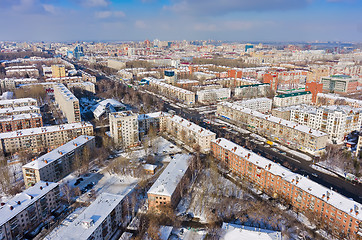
[0,0,361,42]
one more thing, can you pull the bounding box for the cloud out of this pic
[81,0,110,7]
[95,10,125,19]
[164,0,311,15]
[42,4,57,14]
[135,20,147,28]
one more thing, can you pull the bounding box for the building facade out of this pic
[234,98,272,114]
[217,102,328,155]
[212,138,362,239]
[321,75,358,93]
[273,91,312,108]
[46,76,83,84]
[22,135,95,187]
[196,88,231,103]
[0,98,37,109]
[148,154,192,210]
[234,83,271,98]
[51,65,66,78]
[0,113,42,133]
[53,83,81,123]
[0,106,40,118]
[109,111,139,148]
[0,122,93,154]
[0,181,60,240]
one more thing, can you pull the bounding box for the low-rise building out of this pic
[138,111,168,136]
[0,106,40,117]
[46,76,83,84]
[0,122,93,154]
[212,138,362,239]
[68,82,96,94]
[148,154,192,210]
[290,105,362,144]
[234,98,272,114]
[52,192,132,240]
[165,114,216,153]
[321,75,358,93]
[316,93,362,108]
[196,88,231,103]
[80,70,97,83]
[147,78,196,105]
[22,135,95,187]
[53,83,81,123]
[109,111,139,148]
[0,98,37,109]
[217,102,328,155]
[0,181,60,240]
[234,83,271,98]
[273,91,312,107]
[0,113,42,132]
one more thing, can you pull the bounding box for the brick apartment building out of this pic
[0,113,43,133]
[211,138,362,238]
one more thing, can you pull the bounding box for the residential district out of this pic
[0,40,362,240]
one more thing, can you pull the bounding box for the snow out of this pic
[0,97,37,106]
[159,226,173,240]
[0,105,40,115]
[168,115,216,137]
[0,113,41,122]
[311,164,339,177]
[221,223,282,240]
[147,154,191,197]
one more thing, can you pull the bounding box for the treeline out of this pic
[0,51,52,61]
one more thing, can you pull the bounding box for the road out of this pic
[72,61,362,204]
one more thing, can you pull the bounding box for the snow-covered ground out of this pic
[310,164,339,177]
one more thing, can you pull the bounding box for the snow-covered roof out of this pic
[90,99,126,119]
[317,93,362,107]
[213,138,362,221]
[0,106,40,115]
[138,111,169,121]
[0,181,59,226]
[53,193,126,240]
[0,97,37,106]
[23,135,94,170]
[0,122,92,139]
[0,113,41,122]
[218,102,327,138]
[168,115,216,137]
[148,154,191,197]
[54,83,78,102]
[221,223,282,240]
[143,164,158,171]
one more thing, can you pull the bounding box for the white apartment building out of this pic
[0,106,40,117]
[53,83,81,123]
[22,135,95,187]
[138,111,169,136]
[316,93,362,108]
[164,114,216,153]
[196,88,231,103]
[0,181,60,240]
[234,98,272,114]
[290,105,362,144]
[217,102,328,155]
[46,76,83,84]
[68,82,96,94]
[273,91,312,107]
[109,111,139,148]
[79,70,97,83]
[0,98,37,109]
[234,83,270,98]
[0,122,93,154]
[52,193,131,240]
[147,78,196,105]
[6,67,39,78]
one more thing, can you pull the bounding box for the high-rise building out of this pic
[51,65,66,78]
[73,45,84,59]
[321,75,358,93]
[109,111,139,148]
[53,83,81,123]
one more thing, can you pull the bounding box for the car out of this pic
[81,188,87,194]
[90,169,97,173]
[77,177,84,182]
[74,180,81,186]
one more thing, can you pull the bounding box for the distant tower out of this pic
[74,45,84,59]
[164,70,176,84]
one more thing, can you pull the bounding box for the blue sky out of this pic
[0,0,361,42]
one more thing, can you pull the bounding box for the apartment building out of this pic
[109,111,139,148]
[0,78,38,91]
[165,114,216,153]
[0,181,60,240]
[217,102,328,155]
[317,93,362,108]
[273,91,312,107]
[22,135,95,187]
[148,154,192,210]
[196,88,231,103]
[138,111,168,136]
[233,98,272,114]
[80,70,97,83]
[68,82,96,94]
[0,122,93,154]
[234,83,271,98]
[0,98,37,109]
[0,113,42,133]
[5,67,39,78]
[321,75,358,93]
[52,192,132,240]
[211,138,362,238]
[147,78,196,105]
[289,105,362,144]
[0,106,40,117]
[53,83,81,123]
[51,65,66,78]
[46,76,83,84]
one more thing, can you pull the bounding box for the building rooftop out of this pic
[275,91,311,99]
[110,111,137,118]
[236,83,270,89]
[0,113,42,122]
[213,138,362,221]
[330,74,352,79]
[0,97,37,106]
[168,114,216,137]
[0,122,92,139]
[23,135,94,170]
[221,222,282,240]
[54,83,78,102]
[148,154,191,197]
[0,181,58,226]
[53,193,126,240]
[0,105,40,115]
[219,102,327,137]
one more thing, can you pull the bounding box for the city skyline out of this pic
[0,0,361,42]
